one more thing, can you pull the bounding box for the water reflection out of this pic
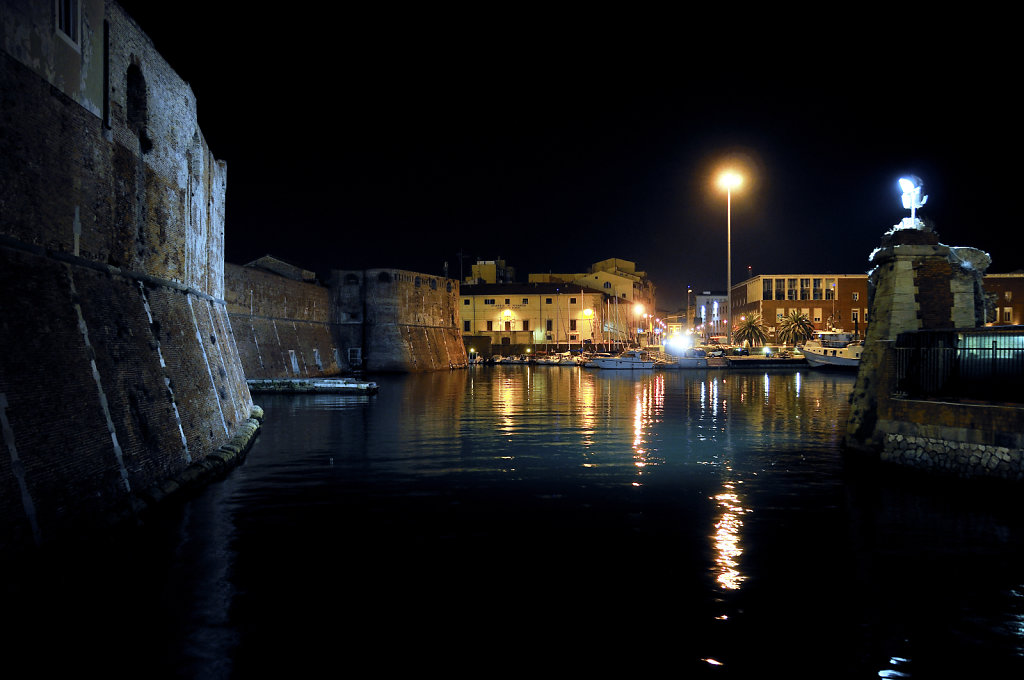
[11,366,1024,677]
[712,479,748,590]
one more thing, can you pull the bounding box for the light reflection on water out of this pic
[9,366,1024,678]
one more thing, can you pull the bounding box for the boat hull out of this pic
[591,359,654,369]
[801,349,860,368]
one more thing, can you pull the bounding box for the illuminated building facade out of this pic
[731,274,871,340]
[983,272,1024,326]
[460,283,640,350]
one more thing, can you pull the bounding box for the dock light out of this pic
[583,308,594,317]
[502,308,512,317]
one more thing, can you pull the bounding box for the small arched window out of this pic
[126,64,152,153]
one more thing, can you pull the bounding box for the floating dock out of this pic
[247,378,379,394]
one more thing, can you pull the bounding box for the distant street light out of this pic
[718,171,742,345]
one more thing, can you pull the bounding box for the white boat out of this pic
[589,350,655,370]
[673,348,708,368]
[799,331,863,368]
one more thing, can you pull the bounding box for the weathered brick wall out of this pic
[224,263,341,378]
[0,3,252,549]
[329,269,468,372]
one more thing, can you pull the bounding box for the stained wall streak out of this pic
[0,1,252,549]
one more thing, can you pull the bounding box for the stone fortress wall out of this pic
[224,259,342,379]
[0,1,255,549]
[331,269,468,372]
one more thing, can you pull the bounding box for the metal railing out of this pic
[894,327,1024,403]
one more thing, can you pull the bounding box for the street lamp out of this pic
[718,171,742,345]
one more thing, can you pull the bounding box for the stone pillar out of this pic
[843,226,990,454]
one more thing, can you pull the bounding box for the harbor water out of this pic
[6,366,1024,678]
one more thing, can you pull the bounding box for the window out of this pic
[852,310,859,322]
[570,320,577,331]
[504,298,510,304]
[464,320,471,332]
[813,308,822,323]
[775,279,785,300]
[812,278,822,300]
[126,64,152,153]
[852,292,859,301]
[522,298,529,304]
[825,279,836,300]
[486,320,493,331]
[763,279,773,301]
[522,320,529,331]
[546,320,553,331]
[1006,290,1013,302]
[787,279,798,300]
[546,298,553,304]
[604,282,612,289]
[463,298,470,305]
[484,298,495,305]
[414,277,421,287]
[504,321,511,331]
[800,279,810,300]
[1004,308,1013,322]
[56,0,80,46]
[429,279,437,290]
[570,297,577,304]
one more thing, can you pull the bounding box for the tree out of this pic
[777,310,816,346]
[734,313,768,347]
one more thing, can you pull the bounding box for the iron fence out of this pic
[894,327,1024,404]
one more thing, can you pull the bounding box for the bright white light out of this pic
[899,175,927,211]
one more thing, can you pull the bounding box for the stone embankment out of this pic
[883,433,1021,479]
[137,405,264,513]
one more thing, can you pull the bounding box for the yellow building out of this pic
[464,258,516,284]
[528,258,656,312]
[460,283,640,351]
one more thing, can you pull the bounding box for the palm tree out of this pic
[777,310,816,346]
[734,313,768,348]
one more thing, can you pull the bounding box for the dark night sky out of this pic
[117,4,1017,309]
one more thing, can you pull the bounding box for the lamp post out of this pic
[718,171,742,345]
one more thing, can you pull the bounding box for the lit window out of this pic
[852,292,859,301]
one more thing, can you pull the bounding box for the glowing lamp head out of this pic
[899,175,928,211]
[718,171,742,191]
[502,308,512,318]
[583,308,594,317]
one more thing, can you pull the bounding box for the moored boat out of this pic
[799,331,862,368]
[589,350,655,369]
